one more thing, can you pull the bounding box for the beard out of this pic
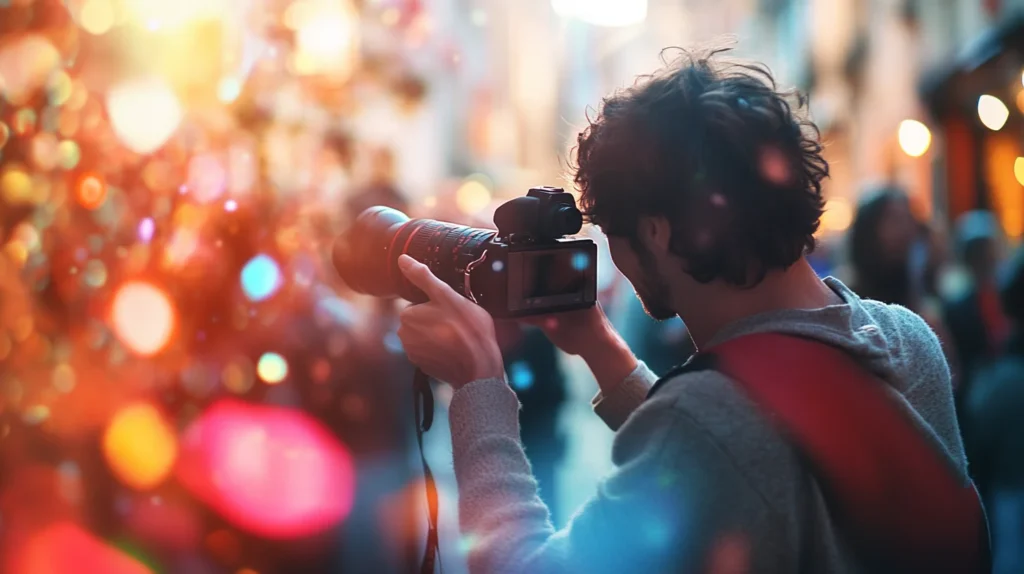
[635,276,676,320]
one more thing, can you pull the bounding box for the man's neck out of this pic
[677,259,837,349]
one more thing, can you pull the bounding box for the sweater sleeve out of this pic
[590,361,658,431]
[448,376,784,574]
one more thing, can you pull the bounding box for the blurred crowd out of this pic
[0,1,1023,574]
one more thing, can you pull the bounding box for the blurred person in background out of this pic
[392,48,985,573]
[961,246,1024,574]
[848,187,955,359]
[945,211,1010,405]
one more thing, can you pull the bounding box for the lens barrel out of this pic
[333,207,495,302]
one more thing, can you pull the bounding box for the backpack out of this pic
[649,332,991,573]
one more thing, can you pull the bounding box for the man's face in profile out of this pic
[606,234,676,321]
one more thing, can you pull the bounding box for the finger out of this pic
[398,255,462,306]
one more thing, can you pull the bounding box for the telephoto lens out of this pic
[332,187,598,318]
[332,207,497,304]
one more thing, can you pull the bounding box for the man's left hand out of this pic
[396,254,505,388]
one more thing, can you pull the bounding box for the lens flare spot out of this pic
[103,403,178,490]
[112,282,175,356]
[571,251,591,271]
[225,199,238,212]
[76,174,107,209]
[241,254,283,302]
[84,259,108,288]
[1,166,33,204]
[222,358,255,394]
[187,154,227,203]
[176,399,355,539]
[217,77,243,103]
[138,218,155,242]
[81,0,117,35]
[509,361,535,391]
[55,139,81,170]
[455,179,492,215]
[257,352,288,384]
[898,119,931,157]
[978,95,1010,131]
[107,77,183,154]
[0,35,61,105]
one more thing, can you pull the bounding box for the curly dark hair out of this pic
[572,47,829,286]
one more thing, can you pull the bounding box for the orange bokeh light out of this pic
[102,402,178,490]
[111,282,175,356]
[76,174,106,209]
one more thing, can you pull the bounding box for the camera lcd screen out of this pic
[521,250,591,299]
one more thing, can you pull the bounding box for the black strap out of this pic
[414,368,441,574]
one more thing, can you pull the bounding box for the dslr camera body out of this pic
[333,187,597,318]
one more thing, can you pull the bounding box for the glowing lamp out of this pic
[106,77,183,154]
[111,282,175,356]
[103,403,178,490]
[978,95,1009,131]
[176,400,355,539]
[898,120,931,158]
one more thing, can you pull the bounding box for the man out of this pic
[395,49,971,572]
[961,247,1024,574]
[945,211,1009,402]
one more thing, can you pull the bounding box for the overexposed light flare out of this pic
[106,77,183,154]
[898,120,931,158]
[978,95,1010,131]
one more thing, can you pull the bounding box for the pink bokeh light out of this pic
[176,399,355,539]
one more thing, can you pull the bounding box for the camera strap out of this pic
[413,367,441,574]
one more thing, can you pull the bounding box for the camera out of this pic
[332,187,597,318]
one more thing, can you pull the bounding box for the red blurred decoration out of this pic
[12,522,151,574]
[176,399,355,539]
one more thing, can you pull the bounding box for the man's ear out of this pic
[637,215,672,255]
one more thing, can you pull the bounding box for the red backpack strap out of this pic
[708,332,990,573]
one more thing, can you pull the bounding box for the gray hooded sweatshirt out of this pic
[447,278,968,573]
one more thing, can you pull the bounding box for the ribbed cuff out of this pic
[449,376,521,444]
[592,361,657,431]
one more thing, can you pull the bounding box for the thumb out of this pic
[398,255,460,305]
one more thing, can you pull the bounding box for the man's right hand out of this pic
[523,303,639,395]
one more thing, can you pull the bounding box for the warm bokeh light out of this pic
[0,35,61,105]
[14,522,152,574]
[111,282,176,356]
[898,119,931,157]
[177,400,355,539]
[291,0,360,78]
[257,352,289,384]
[241,254,283,302]
[455,179,492,215]
[106,77,183,154]
[103,403,178,490]
[124,0,228,30]
[80,0,117,35]
[551,0,648,27]
[76,173,107,209]
[978,94,1010,131]
[1015,157,1024,187]
[820,197,854,233]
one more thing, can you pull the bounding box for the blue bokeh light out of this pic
[509,361,534,391]
[241,254,283,302]
[571,251,590,271]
